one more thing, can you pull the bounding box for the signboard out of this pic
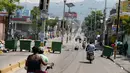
[121,1,130,12]
[112,25,117,31]
[65,12,77,18]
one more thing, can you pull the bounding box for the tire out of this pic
[20,49,22,52]
[90,60,92,64]
[29,50,31,52]
[53,51,54,53]
[101,55,103,57]
[107,56,110,59]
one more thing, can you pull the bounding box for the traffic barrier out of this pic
[0,60,26,73]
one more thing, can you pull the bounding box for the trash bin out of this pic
[35,40,41,47]
[5,40,18,51]
[52,41,62,53]
[20,40,32,52]
[101,46,113,58]
[44,41,46,46]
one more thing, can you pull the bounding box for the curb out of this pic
[109,58,130,73]
[0,60,26,73]
[0,49,50,73]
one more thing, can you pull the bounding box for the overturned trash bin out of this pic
[5,40,18,51]
[52,41,62,53]
[101,46,113,58]
[20,40,32,52]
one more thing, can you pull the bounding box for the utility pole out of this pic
[39,0,50,46]
[114,0,121,59]
[61,0,66,44]
[103,0,107,45]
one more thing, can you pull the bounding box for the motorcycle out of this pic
[44,63,54,73]
[86,52,94,64]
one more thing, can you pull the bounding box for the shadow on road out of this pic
[79,61,91,64]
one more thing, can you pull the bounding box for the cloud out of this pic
[20,0,84,3]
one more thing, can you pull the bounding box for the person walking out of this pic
[124,42,128,56]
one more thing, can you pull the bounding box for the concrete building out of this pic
[0,12,8,40]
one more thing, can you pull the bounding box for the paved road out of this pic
[14,35,127,73]
[13,28,128,73]
[14,47,127,73]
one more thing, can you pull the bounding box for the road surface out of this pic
[14,40,127,73]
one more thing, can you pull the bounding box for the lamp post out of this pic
[66,3,75,43]
[61,0,66,44]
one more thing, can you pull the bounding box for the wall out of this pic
[0,16,5,40]
[124,35,130,55]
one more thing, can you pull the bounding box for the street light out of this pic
[66,3,75,43]
[61,0,66,44]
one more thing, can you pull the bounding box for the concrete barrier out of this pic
[0,60,26,73]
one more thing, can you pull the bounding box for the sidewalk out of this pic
[111,55,130,73]
[95,44,130,73]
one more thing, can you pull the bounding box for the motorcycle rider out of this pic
[86,41,95,63]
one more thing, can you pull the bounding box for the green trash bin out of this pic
[101,46,113,58]
[20,40,32,52]
[35,40,41,47]
[44,41,46,46]
[5,40,17,51]
[52,41,62,53]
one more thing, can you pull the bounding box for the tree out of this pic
[83,10,103,37]
[120,15,130,35]
[84,10,103,31]
[1,0,23,39]
[31,6,40,40]
[0,1,4,11]
[46,19,58,28]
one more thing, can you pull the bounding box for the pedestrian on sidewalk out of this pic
[25,46,47,73]
[124,42,128,56]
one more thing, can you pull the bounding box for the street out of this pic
[14,36,127,73]
[14,49,127,73]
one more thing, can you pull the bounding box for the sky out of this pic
[19,0,117,21]
[20,0,85,3]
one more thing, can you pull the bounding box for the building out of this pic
[0,12,8,40]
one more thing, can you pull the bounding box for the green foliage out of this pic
[84,10,103,30]
[0,0,23,39]
[31,6,40,20]
[31,6,40,31]
[0,1,4,11]
[46,19,58,28]
[1,0,23,14]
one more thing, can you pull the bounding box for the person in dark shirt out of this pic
[25,46,47,73]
